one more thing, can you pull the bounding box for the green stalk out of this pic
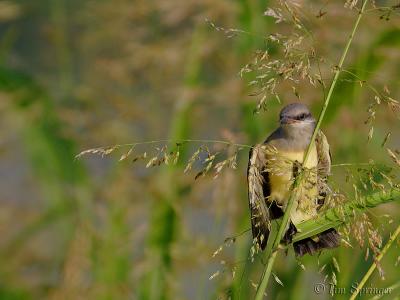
[349,224,400,300]
[254,1,369,299]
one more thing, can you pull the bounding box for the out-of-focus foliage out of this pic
[0,1,399,299]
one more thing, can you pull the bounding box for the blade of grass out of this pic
[254,1,369,299]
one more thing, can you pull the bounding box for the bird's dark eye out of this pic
[297,113,306,120]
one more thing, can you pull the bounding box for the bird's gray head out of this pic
[279,103,315,127]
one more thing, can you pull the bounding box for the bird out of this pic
[247,103,340,256]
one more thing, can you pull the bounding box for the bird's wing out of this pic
[315,130,331,179]
[315,130,331,206]
[247,144,271,250]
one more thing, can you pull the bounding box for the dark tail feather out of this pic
[293,228,340,257]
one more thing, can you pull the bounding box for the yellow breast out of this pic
[267,145,319,225]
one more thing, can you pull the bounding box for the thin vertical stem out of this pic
[349,224,400,300]
[254,1,369,299]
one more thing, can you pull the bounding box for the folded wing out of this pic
[247,145,271,250]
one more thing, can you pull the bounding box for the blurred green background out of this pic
[0,1,399,299]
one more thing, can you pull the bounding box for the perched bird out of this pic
[247,103,340,256]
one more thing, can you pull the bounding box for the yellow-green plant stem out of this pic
[254,1,369,299]
[349,224,400,300]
